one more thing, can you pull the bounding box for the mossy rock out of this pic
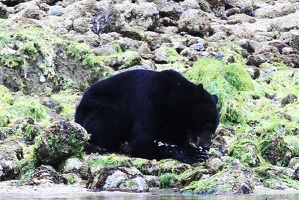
[254,165,299,190]
[0,22,109,95]
[182,162,257,195]
[258,133,299,167]
[34,121,89,166]
[229,137,261,167]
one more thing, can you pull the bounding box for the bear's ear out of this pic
[212,94,218,104]
[196,83,204,94]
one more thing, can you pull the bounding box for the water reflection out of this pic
[1,192,299,200]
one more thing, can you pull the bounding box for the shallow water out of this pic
[1,192,299,200]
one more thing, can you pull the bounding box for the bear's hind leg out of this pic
[82,106,128,153]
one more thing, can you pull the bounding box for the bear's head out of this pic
[186,84,219,151]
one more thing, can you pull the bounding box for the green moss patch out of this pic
[186,57,253,125]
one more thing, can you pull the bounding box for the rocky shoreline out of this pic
[0,0,299,196]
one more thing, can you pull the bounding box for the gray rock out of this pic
[288,157,299,170]
[178,9,212,36]
[0,0,30,6]
[138,43,153,59]
[206,158,224,173]
[281,94,298,107]
[93,44,118,56]
[180,48,200,61]
[157,0,183,20]
[180,0,200,10]
[35,121,89,166]
[222,0,254,15]
[0,2,8,18]
[246,65,260,79]
[95,166,149,192]
[12,1,45,19]
[93,2,159,39]
[27,165,66,185]
[254,4,296,19]
[73,17,90,34]
[153,46,170,64]
[272,12,299,31]
[0,140,22,181]
[48,6,63,16]
[279,30,299,50]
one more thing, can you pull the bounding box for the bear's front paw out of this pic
[184,148,209,164]
[84,144,107,154]
[170,149,208,164]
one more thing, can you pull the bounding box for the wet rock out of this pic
[259,134,293,167]
[221,0,254,15]
[61,0,97,22]
[138,43,153,59]
[255,165,297,189]
[94,166,149,192]
[0,0,30,7]
[132,158,159,176]
[157,0,183,20]
[246,54,266,67]
[281,94,298,107]
[159,160,190,174]
[206,158,224,173]
[272,12,299,31]
[153,46,171,64]
[229,136,261,167]
[246,65,260,79]
[254,4,296,19]
[288,31,299,50]
[91,7,114,34]
[182,159,258,194]
[178,9,213,37]
[227,13,255,24]
[99,2,159,39]
[63,157,89,181]
[0,2,8,18]
[0,140,22,181]
[13,1,45,20]
[47,6,63,16]
[211,128,228,151]
[180,48,201,61]
[27,165,66,185]
[144,175,159,187]
[288,157,299,170]
[93,44,118,56]
[35,121,89,166]
[73,17,90,34]
[180,0,201,11]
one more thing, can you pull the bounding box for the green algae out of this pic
[228,137,262,167]
[87,154,132,169]
[66,42,105,70]
[0,27,55,70]
[186,57,253,125]
[254,165,299,190]
[159,173,178,188]
[34,121,89,166]
[8,96,49,123]
[166,48,187,64]
[0,85,50,128]
[51,90,82,119]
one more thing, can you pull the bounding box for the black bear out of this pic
[75,69,219,164]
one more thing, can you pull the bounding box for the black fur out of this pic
[75,69,219,164]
